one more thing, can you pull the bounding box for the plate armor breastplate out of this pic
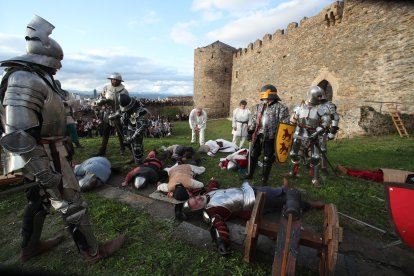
[297,105,320,129]
[206,182,255,213]
[41,86,67,137]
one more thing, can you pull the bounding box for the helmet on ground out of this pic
[108,72,123,82]
[79,173,99,192]
[134,177,146,189]
[259,84,280,101]
[306,86,324,105]
[119,93,136,112]
[227,160,238,171]
[5,15,63,69]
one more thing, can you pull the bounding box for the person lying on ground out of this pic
[218,148,249,172]
[336,165,414,184]
[163,144,200,165]
[181,178,324,255]
[198,139,239,157]
[74,156,112,192]
[156,163,208,198]
[122,150,169,189]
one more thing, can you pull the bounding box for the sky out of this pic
[0,0,332,97]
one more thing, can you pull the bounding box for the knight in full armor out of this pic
[288,86,332,187]
[183,181,323,255]
[245,84,290,185]
[0,15,124,262]
[94,72,128,156]
[110,93,149,164]
[318,90,340,172]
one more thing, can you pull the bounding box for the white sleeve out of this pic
[190,165,206,175]
[190,179,204,189]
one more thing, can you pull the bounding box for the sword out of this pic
[247,141,251,175]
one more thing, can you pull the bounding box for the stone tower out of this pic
[194,41,235,118]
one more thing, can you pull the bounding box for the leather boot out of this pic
[21,210,64,262]
[21,235,65,262]
[85,235,125,263]
[261,163,272,186]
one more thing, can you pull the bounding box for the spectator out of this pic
[189,107,207,145]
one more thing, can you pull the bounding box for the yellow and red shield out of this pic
[275,123,296,163]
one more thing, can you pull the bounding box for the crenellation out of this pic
[194,0,414,136]
[262,33,272,43]
[273,29,284,39]
[286,22,298,32]
[324,0,345,27]
[253,39,262,51]
[300,16,309,26]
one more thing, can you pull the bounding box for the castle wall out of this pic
[194,42,235,118]
[200,0,414,137]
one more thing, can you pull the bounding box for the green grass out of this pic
[1,119,413,275]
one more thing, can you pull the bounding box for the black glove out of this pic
[217,239,232,256]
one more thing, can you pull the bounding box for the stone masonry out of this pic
[193,0,414,137]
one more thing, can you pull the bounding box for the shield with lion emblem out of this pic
[275,123,296,163]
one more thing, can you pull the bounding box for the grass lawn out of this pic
[0,119,413,275]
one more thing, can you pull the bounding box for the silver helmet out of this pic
[227,160,238,171]
[79,173,99,192]
[107,72,123,82]
[134,177,146,189]
[119,93,136,112]
[9,15,64,69]
[306,86,324,105]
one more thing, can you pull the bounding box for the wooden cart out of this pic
[244,192,343,276]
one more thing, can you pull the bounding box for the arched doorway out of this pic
[317,80,333,101]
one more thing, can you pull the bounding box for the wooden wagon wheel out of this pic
[243,191,266,263]
[319,203,343,276]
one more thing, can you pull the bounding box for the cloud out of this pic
[191,0,268,14]
[128,10,161,28]
[201,10,223,21]
[170,21,198,45]
[205,0,330,47]
[58,49,193,94]
[0,33,25,60]
[0,35,193,96]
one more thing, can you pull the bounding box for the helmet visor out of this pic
[260,90,279,100]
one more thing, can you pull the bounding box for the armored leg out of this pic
[287,138,302,176]
[310,144,321,187]
[261,155,274,186]
[319,136,328,172]
[131,135,144,164]
[21,185,63,262]
[52,186,124,262]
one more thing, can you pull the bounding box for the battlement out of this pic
[233,1,345,58]
[194,0,414,137]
